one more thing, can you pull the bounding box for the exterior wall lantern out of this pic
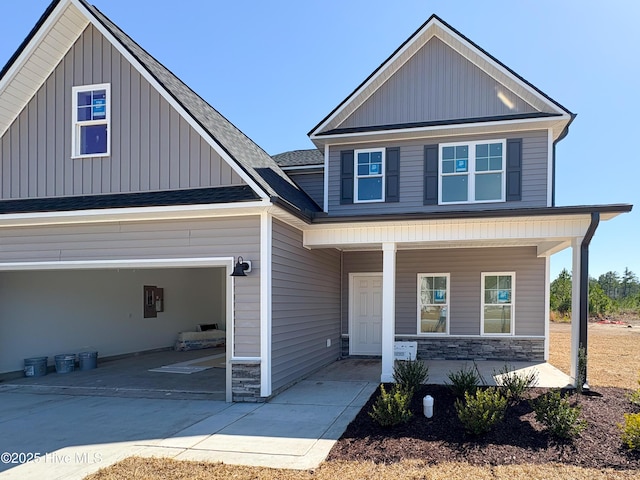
[230,256,252,277]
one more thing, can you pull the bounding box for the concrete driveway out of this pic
[0,357,571,479]
[0,359,379,479]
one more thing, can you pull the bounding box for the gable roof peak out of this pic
[309,13,573,143]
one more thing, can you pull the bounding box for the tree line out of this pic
[550,267,640,317]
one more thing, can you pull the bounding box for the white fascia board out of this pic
[547,128,554,206]
[280,165,324,172]
[0,199,272,228]
[0,256,234,271]
[312,115,572,146]
[0,0,86,139]
[70,0,269,201]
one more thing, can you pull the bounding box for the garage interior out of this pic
[0,267,228,401]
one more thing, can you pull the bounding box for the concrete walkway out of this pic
[0,358,571,479]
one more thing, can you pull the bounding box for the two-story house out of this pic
[0,0,631,401]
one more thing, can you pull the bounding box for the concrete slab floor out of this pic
[0,348,227,401]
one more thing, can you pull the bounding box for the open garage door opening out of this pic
[0,265,229,401]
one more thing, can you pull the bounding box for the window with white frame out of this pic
[417,273,449,334]
[355,148,384,202]
[440,140,505,204]
[481,272,514,335]
[72,84,110,158]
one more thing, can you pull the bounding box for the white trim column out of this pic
[260,212,273,397]
[570,237,582,381]
[381,242,397,383]
[544,256,551,361]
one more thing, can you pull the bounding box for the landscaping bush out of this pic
[369,384,413,427]
[446,363,483,398]
[619,412,640,450]
[393,359,429,394]
[455,387,507,435]
[531,390,587,439]
[494,364,538,403]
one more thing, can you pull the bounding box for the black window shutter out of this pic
[340,150,354,204]
[423,144,438,205]
[385,147,400,203]
[506,139,522,201]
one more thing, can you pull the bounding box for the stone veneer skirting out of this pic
[231,361,263,402]
[341,336,545,361]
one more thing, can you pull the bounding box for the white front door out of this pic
[350,274,383,355]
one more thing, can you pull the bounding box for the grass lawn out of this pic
[85,323,640,480]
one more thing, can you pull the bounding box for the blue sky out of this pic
[0,1,637,281]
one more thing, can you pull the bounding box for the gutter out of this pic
[578,211,600,389]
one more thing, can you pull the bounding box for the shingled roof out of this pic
[272,149,324,167]
[85,1,321,215]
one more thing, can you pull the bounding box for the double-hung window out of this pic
[440,140,505,204]
[481,272,515,335]
[355,148,384,202]
[417,273,449,334]
[72,83,110,158]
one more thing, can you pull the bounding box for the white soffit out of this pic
[303,214,605,249]
[312,17,570,138]
[0,1,88,139]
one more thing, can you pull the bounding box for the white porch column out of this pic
[570,237,582,381]
[381,242,397,383]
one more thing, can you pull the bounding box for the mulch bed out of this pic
[328,385,640,470]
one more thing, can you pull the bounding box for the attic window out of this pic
[72,84,110,158]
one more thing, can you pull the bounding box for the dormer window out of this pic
[440,140,505,204]
[355,148,385,202]
[72,83,110,158]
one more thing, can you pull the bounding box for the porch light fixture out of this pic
[230,256,251,277]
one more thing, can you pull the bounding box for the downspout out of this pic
[578,211,600,389]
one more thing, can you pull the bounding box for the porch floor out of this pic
[320,358,573,388]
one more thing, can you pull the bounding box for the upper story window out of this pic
[355,148,385,202]
[440,140,505,204]
[72,83,110,158]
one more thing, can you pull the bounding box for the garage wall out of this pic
[0,215,261,358]
[0,267,224,373]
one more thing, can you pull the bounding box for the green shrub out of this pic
[446,363,483,398]
[369,384,413,427]
[455,387,507,436]
[619,412,640,450]
[393,359,429,394]
[494,364,538,403]
[531,390,587,439]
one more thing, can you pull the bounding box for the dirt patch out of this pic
[550,323,640,390]
[328,384,640,470]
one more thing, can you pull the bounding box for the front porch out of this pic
[315,358,573,388]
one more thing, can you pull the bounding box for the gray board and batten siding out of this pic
[342,246,545,337]
[271,219,341,392]
[0,25,244,201]
[286,171,324,208]
[0,216,261,357]
[329,130,548,215]
[339,37,539,130]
